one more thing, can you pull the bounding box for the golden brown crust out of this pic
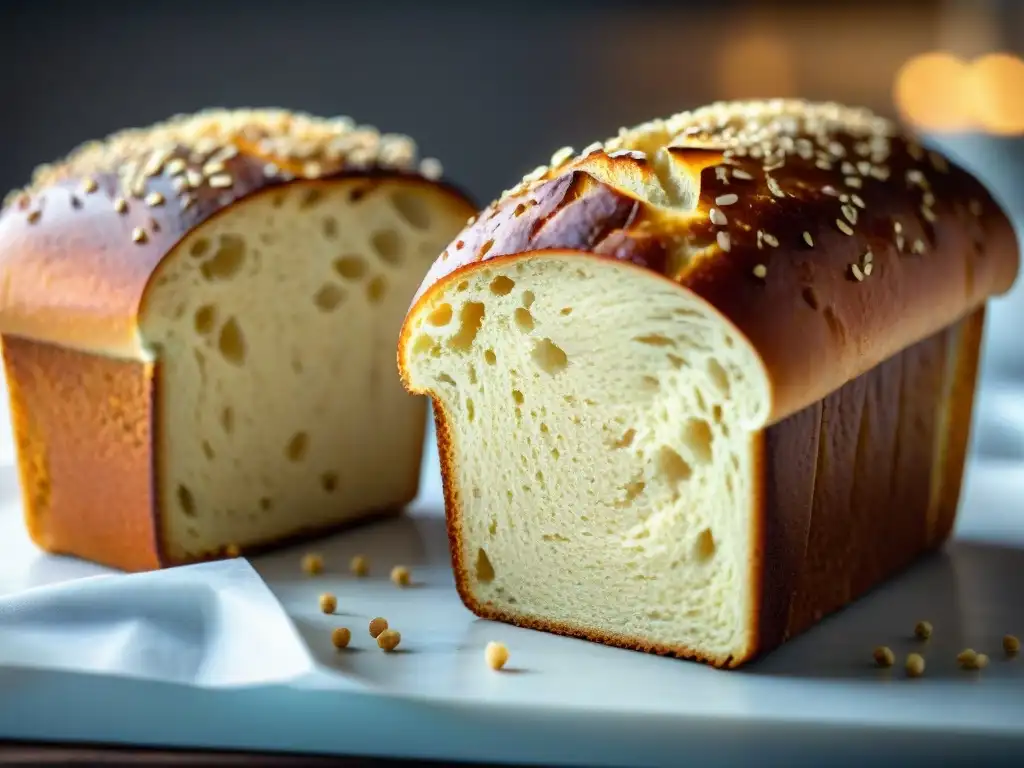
[410,100,1019,425]
[0,108,470,358]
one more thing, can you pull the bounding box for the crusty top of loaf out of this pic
[0,108,471,358]
[411,99,1020,423]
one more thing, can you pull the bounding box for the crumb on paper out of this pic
[873,646,894,668]
[1004,635,1020,656]
[914,620,933,640]
[905,653,925,678]
[350,554,369,577]
[369,617,388,638]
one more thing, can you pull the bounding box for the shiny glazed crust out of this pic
[0,109,474,570]
[401,100,1019,665]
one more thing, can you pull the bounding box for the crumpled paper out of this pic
[0,558,314,688]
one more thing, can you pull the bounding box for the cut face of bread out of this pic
[401,252,772,665]
[140,179,468,562]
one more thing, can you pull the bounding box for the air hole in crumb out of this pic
[300,188,324,209]
[490,276,515,295]
[466,398,476,422]
[194,305,216,334]
[286,432,309,462]
[259,497,272,511]
[641,375,659,392]
[802,286,820,310]
[272,193,287,208]
[177,484,196,517]
[656,446,692,488]
[668,354,686,369]
[514,308,534,332]
[371,229,404,265]
[448,301,485,351]
[613,429,636,449]
[190,239,210,258]
[202,440,215,460]
[437,373,457,387]
[217,318,246,365]
[522,291,535,308]
[634,333,674,346]
[412,334,437,356]
[683,419,713,463]
[475,548,495,583]
[314,283,345,311]
[706,358,730,395]
[333,255,367,280]
[560,307,573,315]
[484,349,497,365]
[322,217,338,239]
[221,406,234,434]
[489,518,498,536]
[321,472,339,492]
[695,528,716,561]
[616,478,646,507]
[532,338,568,375]
[391,189,432,230]
[712,405,724,423]
[427,303,453,326]
[367,275,387,303]
[479,239,495,258]
[512,389,524,405]
[201,235,246,281]
[468,365,478,385]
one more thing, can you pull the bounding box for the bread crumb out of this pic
[369,617,388,638]
[319,593,337,614]
[391,565,411,587]
[873,646,895,668]
[377,629,401,652]
[224,543,240,558]
[350,555,369,577]
[1004,635,1020,656]
[486,641,510,670]
[914,620,933,640]
[302,553,324,575]
[905,653,925,678]
[975,653,990,669]
[331,627,351,649]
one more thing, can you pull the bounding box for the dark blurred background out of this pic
[0,0,1022,380]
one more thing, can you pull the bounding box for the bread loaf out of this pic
[398,100,1019,668]
[0,109,475,571]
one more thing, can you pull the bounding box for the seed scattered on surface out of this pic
[319,593,337,614]
[762,232,779,248]
[957,648,982,669]
[836,219,854,236]
[26,209,41,224]
[716,231,731,252]
[208,174,233,189]
[731,169,753,180]
[113,197,128,214]
[486,641,510,670]
[145,192,165,207]
[377,629,401,652]
[912,239,926,255]
[709,207,728,226]
[845,176,862,188]
[166,158,187,176]
[842,204,858,224]
[752,264,767,279]
[549,146,575,167]
[715,193,739,206]
[331,627,351,649]
[301,553,324,575]
[873,646,895,667]
[850,263,864,282]
[921,206,937,223]
[802,231,814,247]
[905,653,925,678]
[766,176,785,198]
[369,617,388,638]
[914,621,933,640]
[131,227,148,244]
[350,554,369,577]
[391,565,411,587]
[1004,634,1020,655]
[81,178,98,194]
[851,193,865,209]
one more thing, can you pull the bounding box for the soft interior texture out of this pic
[403,254,771,663]
[140,180,467,560]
